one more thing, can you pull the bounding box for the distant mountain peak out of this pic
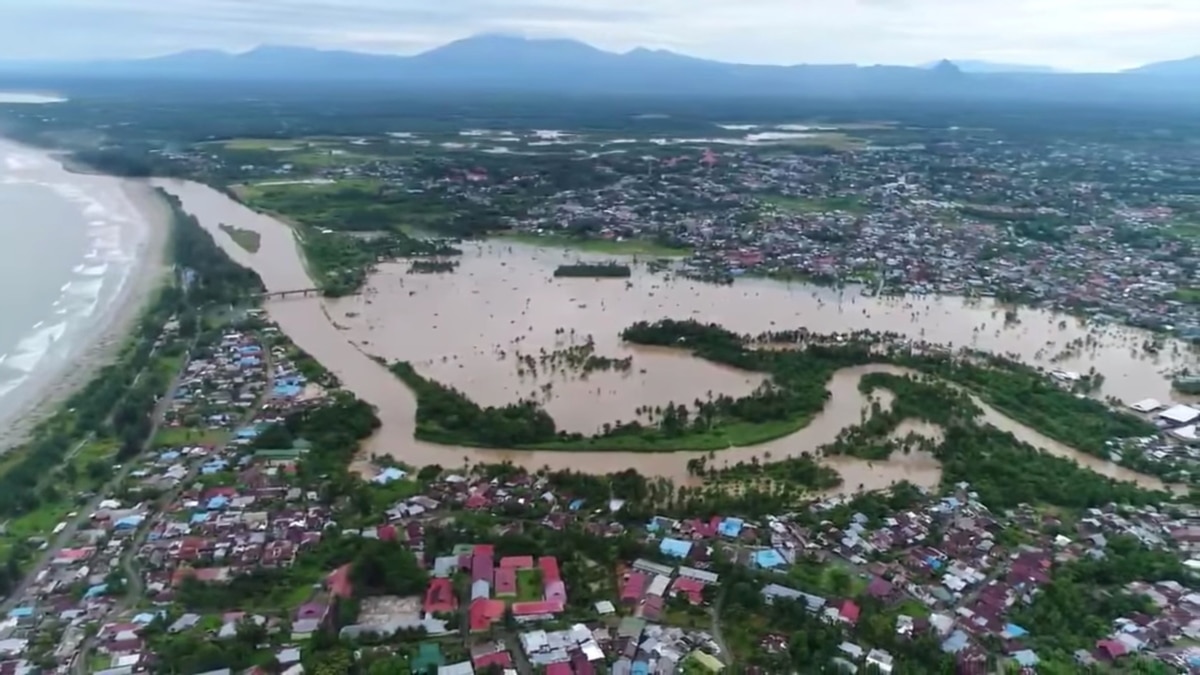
[930,59,964,75]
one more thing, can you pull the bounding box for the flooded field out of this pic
[155,179,1177,490]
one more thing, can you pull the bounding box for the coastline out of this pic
[0,141,169,450]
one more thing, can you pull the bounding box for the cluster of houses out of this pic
[618,559,718,622]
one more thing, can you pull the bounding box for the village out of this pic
[5,352,1200,675]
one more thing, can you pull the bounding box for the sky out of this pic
[3,0,1200,71]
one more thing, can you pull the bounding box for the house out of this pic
[425,578,457,615]
[671,577,705,605]
[468,598,506,632]
[495,567,517,597]
[540,556,566,603]
[512,600,564,621]
[621,571,648,604]
[660,538,693,558]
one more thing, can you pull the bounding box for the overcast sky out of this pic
[4,0,1199,71]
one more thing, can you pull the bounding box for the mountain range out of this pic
[2,35,1199,103]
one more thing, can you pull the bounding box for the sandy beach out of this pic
[0,142,170,450]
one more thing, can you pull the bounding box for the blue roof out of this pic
[238,345,262,354]
[942,631,969,654]
[201,460,229,475]
[132,612,161,624]
[718,517,744,538]
[1012,650,1039,667]
[115,515,144,528]
[240,356,262,367]
[235,425,262,439]
[568,499,585,511]
[190,512,210,524]
[1003,623,1028,638]
[84,584,108,599]
[7,607,32,619]
[926,556,944,570]
[631,662,650,675]
[753,549,786,568]
[660,537,693,558]
[159,451,181,462]
[274,385,302,398]
[207,496,230,510]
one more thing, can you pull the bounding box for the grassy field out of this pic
[516,568,543,602]
[495,231,691,257]
[219,223,262,253]
[760,194,867,215]
[152,427,231,448]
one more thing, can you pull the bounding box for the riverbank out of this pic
[0,140,170,449]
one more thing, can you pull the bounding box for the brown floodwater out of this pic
[153,179,1175,491]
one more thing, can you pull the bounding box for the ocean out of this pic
[0,138,149,427]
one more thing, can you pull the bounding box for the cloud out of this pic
[3,0,1199,70]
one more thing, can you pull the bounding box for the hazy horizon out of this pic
[4,0,1199,73]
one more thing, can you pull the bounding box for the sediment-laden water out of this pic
[155,178,1177,490]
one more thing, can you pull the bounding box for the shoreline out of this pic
[0,141,170,450]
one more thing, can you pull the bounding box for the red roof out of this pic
[472,553,494,584]
[327,564,353,599]
[377,524,398,542]
[473,544,496,557]
[621,571,648,602]
[469,598,506,632]
[671,577,704,604]
[538,556,561,583]
[839,600,861,624]
[511,600,564,616]
[500,555,535,569]
[473,651,513,670]
[546,663,572,675]
[495,567,517,596]
[425,578,457,614]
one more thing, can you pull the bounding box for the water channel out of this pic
[154,179,1175,492]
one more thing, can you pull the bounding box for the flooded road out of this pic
[154,179,1173,491]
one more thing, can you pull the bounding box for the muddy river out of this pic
[154,179,1178,492]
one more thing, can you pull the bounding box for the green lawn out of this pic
[153,427,231,448]
[516,568,543,602]
[760,194,867,215]
[495,231,692,257]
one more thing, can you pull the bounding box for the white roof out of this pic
[1160,404,1200,424]
[1171,425,1200,441]
[1129,398,1162,413]
[647,574,671,597]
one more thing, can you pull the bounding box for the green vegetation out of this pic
[760,193,867,215]
[407,259,458,274]
[237,180,461,296]
[497,231,691,257]
[553,262,633,278]
[218,223,261,253]
[516,568,542,601]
